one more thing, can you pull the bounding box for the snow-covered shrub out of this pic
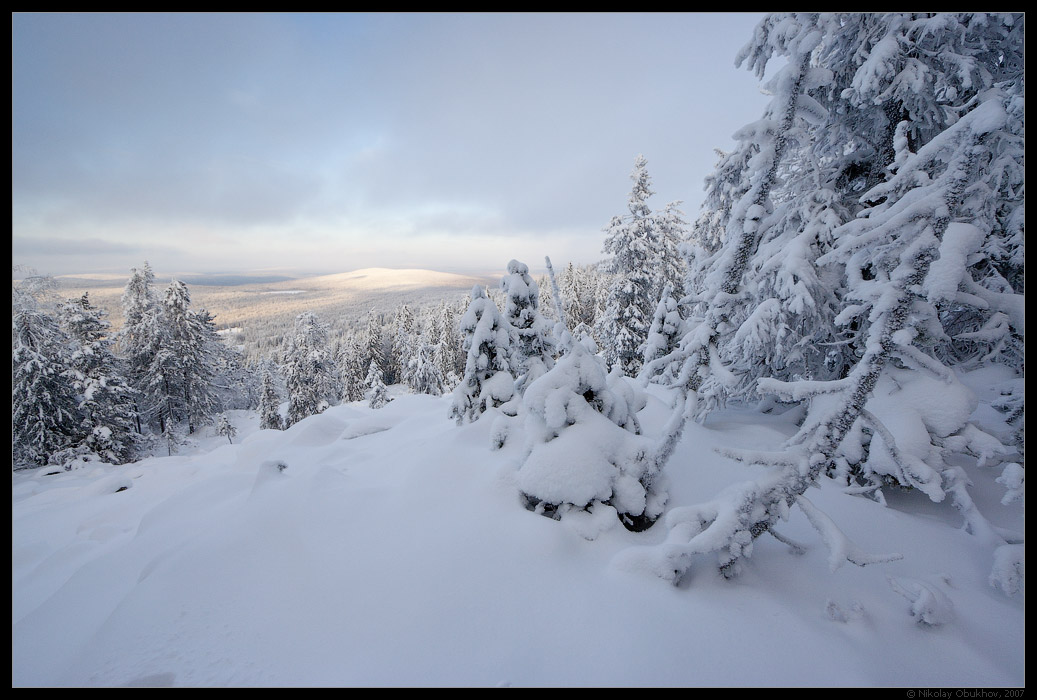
[515,340,666,531]
[215,413,237,444]
[887,576,956,626]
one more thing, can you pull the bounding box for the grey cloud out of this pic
[13,235,140,256]
[13,13,770,273]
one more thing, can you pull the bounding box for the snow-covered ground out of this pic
[12,378,1024,687]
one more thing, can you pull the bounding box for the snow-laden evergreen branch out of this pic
[624,13,1023,592]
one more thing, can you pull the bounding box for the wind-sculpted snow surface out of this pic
[12,379,1023,687]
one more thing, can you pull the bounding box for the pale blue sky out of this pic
[12,12,771,276]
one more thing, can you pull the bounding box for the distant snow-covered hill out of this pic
[50,267,500,354]
[294,267,496,292]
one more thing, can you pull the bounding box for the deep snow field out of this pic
[12,372,1024,687]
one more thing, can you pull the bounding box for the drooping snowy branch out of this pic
[796,494,903,572]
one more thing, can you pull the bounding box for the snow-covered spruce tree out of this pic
[57,293,141,464]
[362,311,390,382]
[534,273,556,324]
[558,263,584,331]
[282,312,341,427]
[449,285,514,425]
[114,265,234,442]
[199,312,251,413]
[693,19,860,403]
[652,201,690,306]
[515,338,666,532]
[117,261,160,435]
[136,312,179,451]
[597,156,658,375]
[500,259,556,392]
[239,356,263,411]
[258,368,283,430]
[428,298,466,390]
[336,330,370,403]
[127,279,219,454]
[558,262,605,335]
[159,279,220,436]
[12,285,81,469]
[640,285,684,383]
[643,16,820,417]
[387,304,416,386]
[403,341,445,396]
[630,13,1024,591]
[365,361,391,409]
[690,153,851,411]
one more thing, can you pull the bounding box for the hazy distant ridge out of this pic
[50,267,500,354]
[275,268,496,292]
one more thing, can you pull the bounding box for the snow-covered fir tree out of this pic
[158,279,220,436]
[557,262,607,338]
[136,309,180,451]
[429,298,467,388]
[558,262,586,331]
[282,312,341,427]
[403,342,445,396]
[336,330,370,403]
[112,265,237,445]
[12,284,81,469]
[597,155,660,375]
[647,17,820,416]
[640,285,684,383]
[200,314,253,413]
[117,261,160,435]
[533,273,557,324]
[362,311,391,383]
[651,201,689,306]
[119,262,157,345]
[258,367,283,431]
[365,361,391,409]
[387,304,416,386]
[449,285,514,425]
[500,259,556,392]
[57,293,140,464]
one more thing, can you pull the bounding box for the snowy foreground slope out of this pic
[12,374,1023,687]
